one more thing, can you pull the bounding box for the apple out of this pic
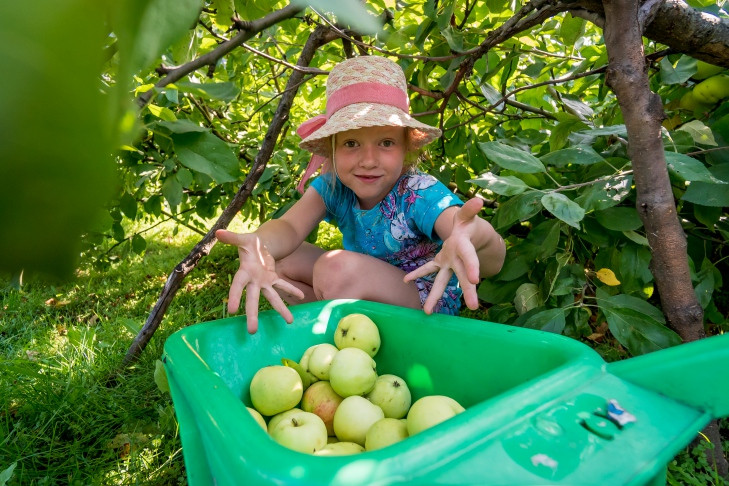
[365,374,411,419]
[328,347,377,397]
[307,343,339,380]
[246,406,267,430]
[365,417,409,451]
[267,408,302,434]
[301,381,344,436]
[269,409,328,454]
[314,441,365,456]
[693,74,729,104]
[406,395,465,436]
[333,395,384,446]
[334,313,381,357]
[693,59,726,80]
[298,345,320,385]
[249,365,303,416]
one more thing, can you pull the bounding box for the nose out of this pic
[359,143,377,168]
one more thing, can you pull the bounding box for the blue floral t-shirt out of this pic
[310,170,464,314]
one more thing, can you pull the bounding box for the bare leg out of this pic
[275,242,326,304]
[312,249,422,309]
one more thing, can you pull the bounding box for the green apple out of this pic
[328,347,377,397]
[406,395,465,436]
[307,343,339,380]
[298,345,320,385]
[365,374,411,419]
[333,395,384,446]
[693,59,726,80]
[334,313,381,357]
[314,441,365,456]
[249,365,303,416]
[301,380,344,436]
[267,407,302,434]
[365,417,409,451]
[693,74,729,104]
[246,406,267,430]
[268,409,328,454]
[679,90,713,113]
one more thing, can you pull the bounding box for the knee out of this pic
[312,250,359,300]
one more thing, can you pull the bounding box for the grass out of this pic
[0,218,726,485]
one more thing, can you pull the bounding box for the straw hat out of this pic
[297,56,441,157]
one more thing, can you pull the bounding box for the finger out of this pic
[215,229,249,247]
[453,240,480,285]
[262,287,295,324]
[404,261,438,283]
[456,198,484,223]
[228,270,250,314]
[245,285,261,334]
[423,268,452,314]
[273,279,306,301]
[461,280,480,310]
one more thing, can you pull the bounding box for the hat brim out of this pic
[299,102,441,157]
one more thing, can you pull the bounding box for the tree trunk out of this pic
[602,0,727,476]
[122,26,339,366]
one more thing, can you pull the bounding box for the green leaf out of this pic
[559,13,585,46]
[282,358,312,389]
[0,463,16,486]
[659,56,695,85]
[119,192,138,220]
[599,298,682,356]
[595,207,643,231]
[678,120,717,146]
[478,141,546,173]
[119,318,142,334]
[154,359,170,394]
[577,125,628,138]
[575,174,633,212]
[477,279,523,304]
[664,151,725,183]
[441,25,464,52]
[492,191,544,230]
[519,307,566,334]
[172,81,241,102]
[292,0,384,36]
[682,181,729,207]
[469,172,530,196]
[162,176,183,208]
[540,146,604,167]
[131,234,147,254]
[514,283,542,316]
[541,192,585,229]
[172,132,239,183]
[518,219,561,261]
[147,103,177,121]
[157,119,209,133]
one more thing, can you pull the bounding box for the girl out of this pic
[217,56,505,333]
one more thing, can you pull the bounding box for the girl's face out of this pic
[333,125,408,210]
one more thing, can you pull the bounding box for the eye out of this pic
[381,139,396,147]
[343,139,358,148]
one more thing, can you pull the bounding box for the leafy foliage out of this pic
[75,0,729,357]
[4,2,729,355]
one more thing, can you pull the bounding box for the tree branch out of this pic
[137,4,304,106]
[122,25,339,365]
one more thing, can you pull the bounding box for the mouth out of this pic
[355,175,381,183]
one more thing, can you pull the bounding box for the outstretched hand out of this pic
[216,229,305,333]
[404,198,484,314]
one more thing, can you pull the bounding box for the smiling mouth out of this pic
[356,175,380,182]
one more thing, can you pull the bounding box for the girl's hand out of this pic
[404,198,484,314]
[216,229,305,333]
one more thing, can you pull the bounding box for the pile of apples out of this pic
[245,313,465,455]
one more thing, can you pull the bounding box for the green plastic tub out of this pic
[162,299,729,485]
